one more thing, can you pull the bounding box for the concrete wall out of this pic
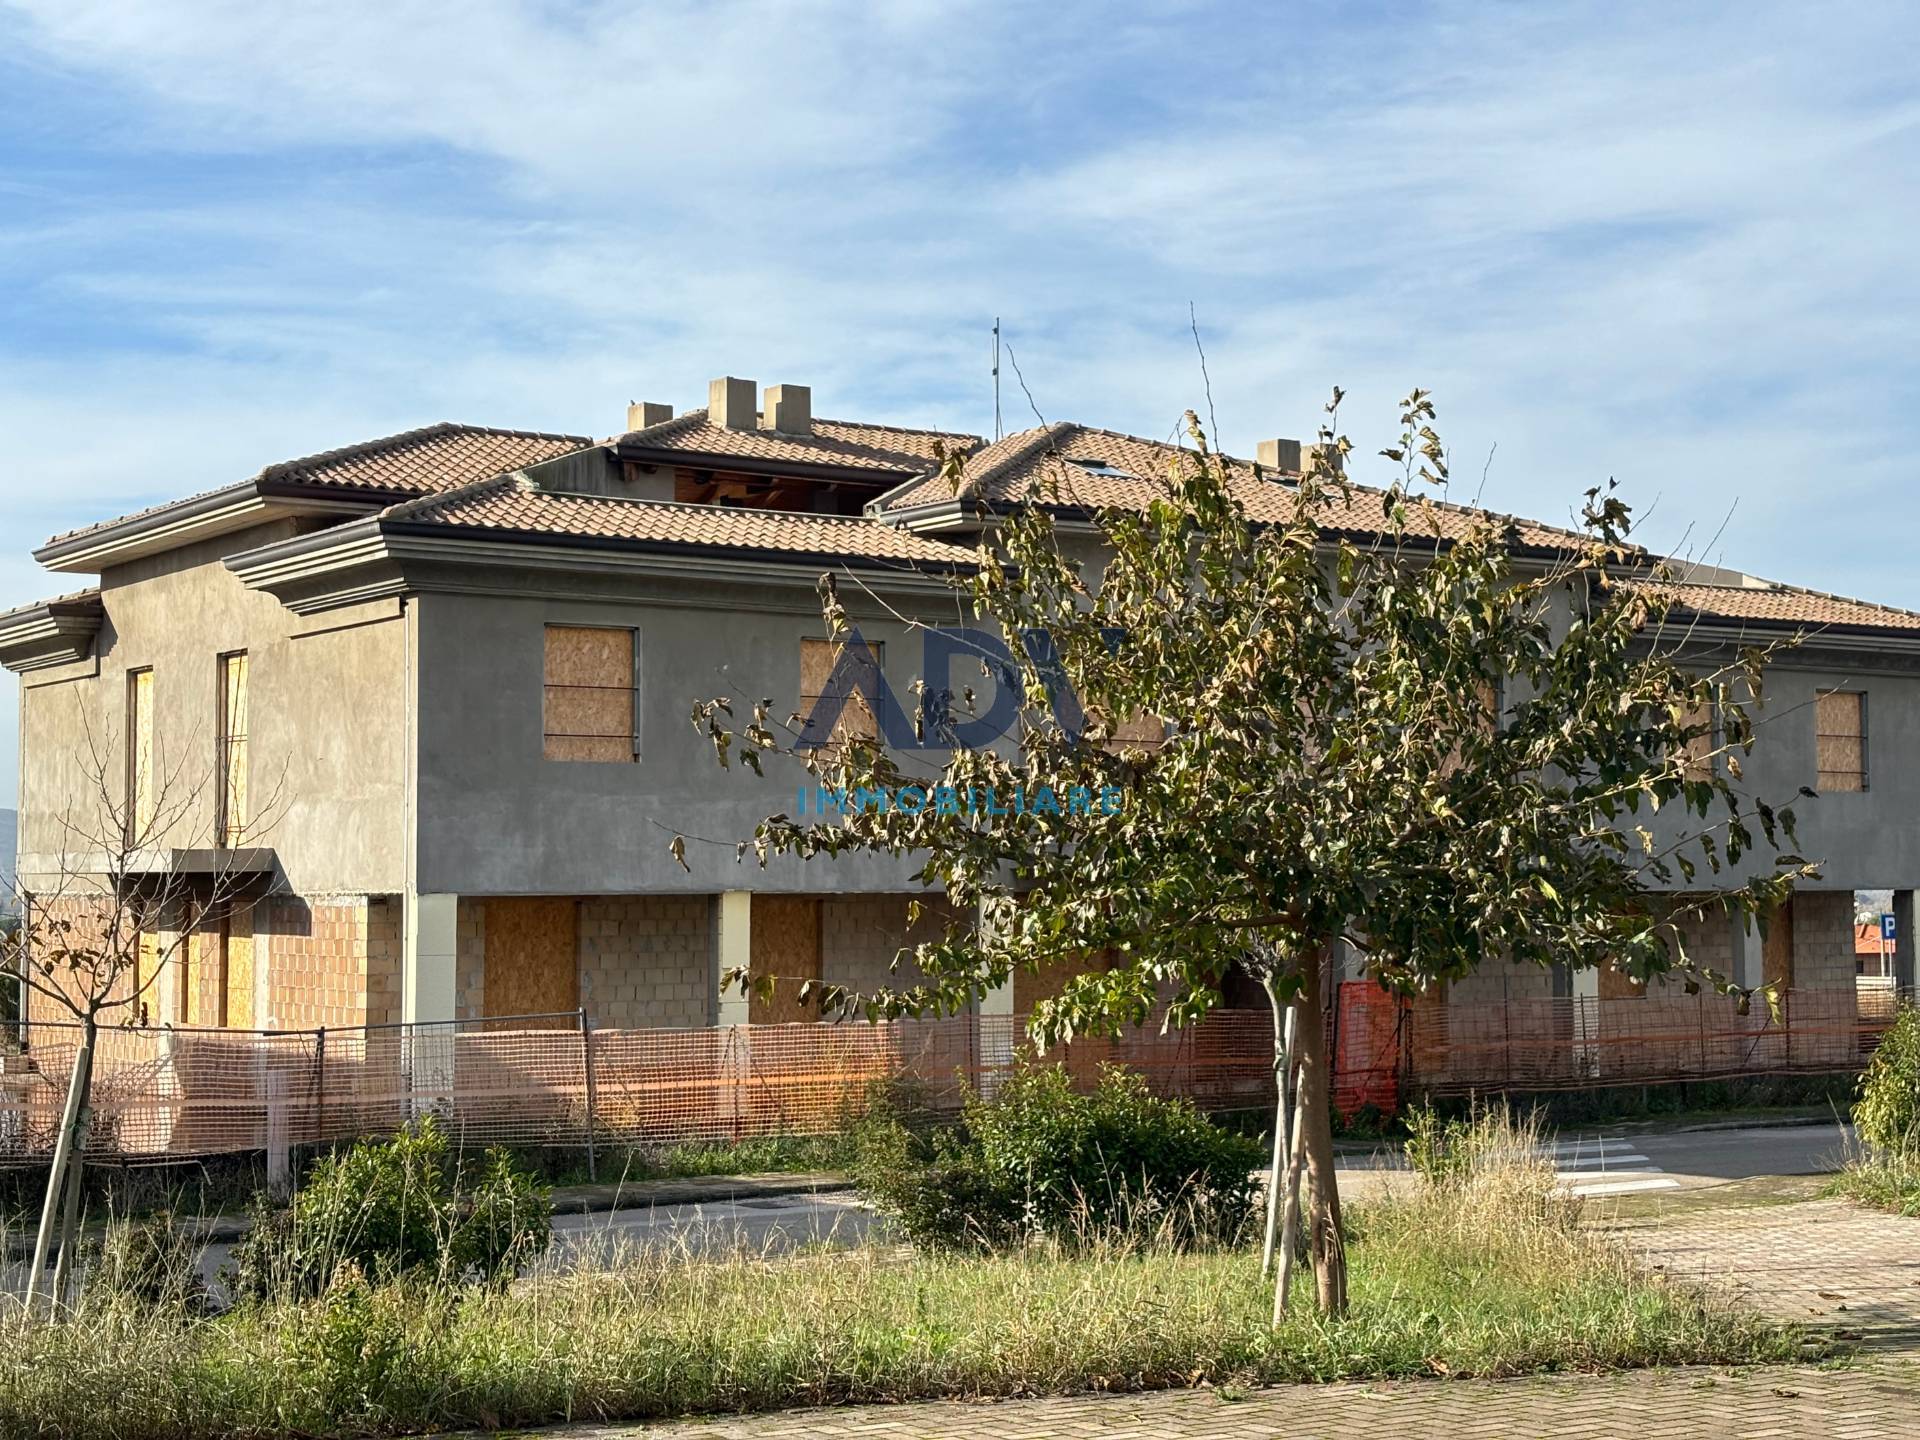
[1641,650,1920,893]
[16,523,409,897]
[412,587,965,897]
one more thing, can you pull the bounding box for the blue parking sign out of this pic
[1883,913,1898,941]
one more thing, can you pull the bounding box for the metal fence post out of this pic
[579,1007,598,1182]
[315,1025,327,1146]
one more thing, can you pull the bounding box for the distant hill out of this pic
[0,808,15,914]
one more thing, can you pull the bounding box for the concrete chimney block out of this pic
[764,384,812,435]
[709,376,757,431]
[1304,441,1344,475]
[626,401,673,433]
[1256,438,1303,473]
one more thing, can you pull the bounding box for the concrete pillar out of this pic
[402,892,458,1026]
[714,891,752,1026]
[1730,911,1767,990]
[1896,890,1916,993]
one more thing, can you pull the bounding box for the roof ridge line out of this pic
[257,421,592,483]
[378,469,523,522]
[459,483,960,530]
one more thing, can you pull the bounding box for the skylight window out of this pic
[1067,457,1139,480]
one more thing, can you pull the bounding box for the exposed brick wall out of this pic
[264,895,399,1030]
[455,898,486,1020]
[20,895,129,1027]
[366,897,402,1027]
[1790,890,1857,991]
[579,896,710,1029]
[822,894,965,999]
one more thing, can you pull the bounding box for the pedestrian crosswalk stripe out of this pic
[1543,1132,1679,1197]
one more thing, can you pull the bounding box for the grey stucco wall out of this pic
[17,523,409,897]
[1637,650,1920,893]
[412,586,970,897]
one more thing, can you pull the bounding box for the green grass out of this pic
[0,1137,1808,1440]
[1826,1150,1920,1216]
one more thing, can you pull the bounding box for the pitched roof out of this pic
[255,422,590,495]
[1627,579,1920,634]
[382,476,979,570]
[42,423,591,549]
[615,410,977,477]
[880,422,1586,552]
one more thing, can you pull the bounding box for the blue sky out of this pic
[2,1,1917,807]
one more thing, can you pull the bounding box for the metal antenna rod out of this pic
[992,317,1002,441]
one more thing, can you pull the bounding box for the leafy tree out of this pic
[685,389,1813,1316]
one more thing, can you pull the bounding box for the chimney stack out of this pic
[763,383,812,435]
[1304,441,1343,474]
[709,376,757,430]
[1256,438,1303,473]
[626,401,672,433]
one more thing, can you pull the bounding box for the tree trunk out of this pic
[26,1021,93,1310]
[1273,1070,1308,1323]
[1259,979,1296,1280]
[50,1020,97,1308]
[1294,943,1348,1315]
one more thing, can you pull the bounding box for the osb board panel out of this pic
[1599,962,1646,1001]
[482,898,580,1025]
[1816,691,1865,790]
[1764,898,1795,991]
[749,895,822,1025]
[184,916,225,1027]
[226,906,255,1031]
[544,625,633,763]
[799,637,881,743]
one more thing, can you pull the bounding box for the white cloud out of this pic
[1,1,1918,807]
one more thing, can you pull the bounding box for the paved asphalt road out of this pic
[1333,1117,1856,1201]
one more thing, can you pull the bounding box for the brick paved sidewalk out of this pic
[1625,1198,1920,1351]
[561,1365,1920,1440]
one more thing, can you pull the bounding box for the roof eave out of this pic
[0,596,105,674]
[228,513,976,615]
[379,519,979,580]
[36,481,378,573]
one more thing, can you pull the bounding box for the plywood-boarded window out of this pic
[1815,690,1866,792]
[218,652,250,846]
[126,668,155,843]
[544,626,636,763]
[225,907,255,1030]
[799,637,883,747]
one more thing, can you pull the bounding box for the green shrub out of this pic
[1854,1005,1920,1153]
[87,1211,209,1314]
[1403,1102,1483,1186]
[856,1065,1261,1250]
[228,1118,551,1299]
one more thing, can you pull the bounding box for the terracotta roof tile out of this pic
[42,423,591,549]
[1627,580,1920,633]
[880,422,1584,551]
[257,422,590,494]
[617,410,978,476]
[384,477,979,569]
